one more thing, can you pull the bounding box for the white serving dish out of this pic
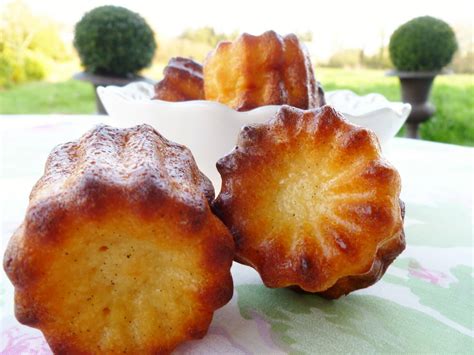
[325,90,411,144]
[97,83,410,188]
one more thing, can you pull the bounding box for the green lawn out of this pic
[0,69,473,146]
[0,80,95,114]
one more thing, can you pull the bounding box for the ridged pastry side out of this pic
[213,105,405,298]
[153,57,204,102]
[203,31,325,111]
[4,124,234,354]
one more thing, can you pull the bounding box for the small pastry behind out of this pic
[213,105,405,299]
[3,124,234,354]
[153,57,204,102]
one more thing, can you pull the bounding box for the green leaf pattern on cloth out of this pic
[234,242,474,353]
[237,284,473,354]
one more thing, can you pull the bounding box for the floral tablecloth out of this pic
[0,115,473,353]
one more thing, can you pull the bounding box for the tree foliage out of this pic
[179,27,238,47]
[0,0,68,87]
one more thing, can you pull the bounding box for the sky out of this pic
[3,0,473,59]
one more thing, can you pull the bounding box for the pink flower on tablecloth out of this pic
[248,309,285,352]
[207,326,253,354]
[0,326,51,354]
[408,260,447,285]
[174,324,252,354]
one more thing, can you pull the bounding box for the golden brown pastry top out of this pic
[5,124,218,286]
[5,124,217,286]
[213,105,405,298]
[4,124,234,353]
[203,31,324,111]
[153,57,204,102]
[33,124,212,209]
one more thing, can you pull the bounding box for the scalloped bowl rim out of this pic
[97,83,281,116]
[97,82,410,120]
[97,82,411,145]
[324,90,411,117]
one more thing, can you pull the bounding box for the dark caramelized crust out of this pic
[316,81,326,106]
[213,105,405,299]
[203,31,325,111]
[153,57,204,102]
[4,124,234,354]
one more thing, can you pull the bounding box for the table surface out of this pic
[0,115,473,354]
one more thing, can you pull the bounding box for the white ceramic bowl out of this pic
[325,90,411,144]
[97,83,410,187]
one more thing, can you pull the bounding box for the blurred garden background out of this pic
[0,0,472,145]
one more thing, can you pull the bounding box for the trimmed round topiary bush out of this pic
[389,16,457,72]
[74,6,156,77]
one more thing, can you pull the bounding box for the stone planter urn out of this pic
[387,70,438,138]
[388,16,458,139]
[74,72,155,115]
